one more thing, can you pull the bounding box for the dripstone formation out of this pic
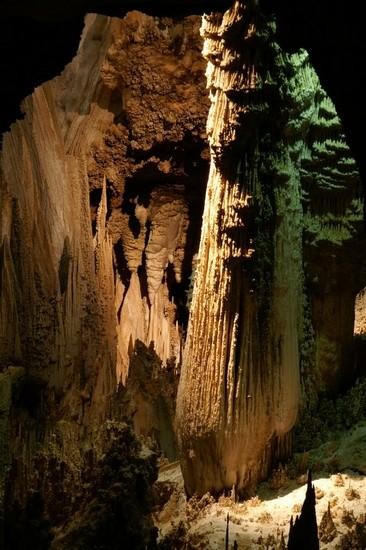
[176,0,365,496]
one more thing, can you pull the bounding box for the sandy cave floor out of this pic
[154,461,366,549]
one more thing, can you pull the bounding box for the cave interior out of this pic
[1,1,366,548]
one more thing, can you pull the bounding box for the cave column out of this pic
[176,1,302,495]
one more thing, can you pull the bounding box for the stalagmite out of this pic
[176,0,365,495]
[177,0,301,496]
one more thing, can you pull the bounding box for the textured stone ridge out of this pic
[176,0,365,496]
[0,11,208,516]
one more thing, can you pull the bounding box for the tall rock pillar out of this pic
[176,1,303,495]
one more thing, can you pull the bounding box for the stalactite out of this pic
[115,183,190,383]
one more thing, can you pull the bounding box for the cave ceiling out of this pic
[1,0,366,185]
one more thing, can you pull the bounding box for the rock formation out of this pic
[318,502,337,545]
[0,10,209,521]
[176,0,365,496]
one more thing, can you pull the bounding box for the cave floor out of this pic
[154,425,366,548]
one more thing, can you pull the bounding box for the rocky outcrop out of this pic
[0,10,208,519]
[176,0,365,496]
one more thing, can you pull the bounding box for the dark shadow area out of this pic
[0,15,84,134]
[3,423,158,550]
[262,0,366,190]
[137,263,149,302]
[58,236,71,295]
[0,0,232,19]
[11,372,47,420]
[354,335,366,379]
[165,263,188,327]
[123,339,179,462]
[0,1,229,134]
[89,188,102,235]
[3,491,53,550]
[114,238,131,319]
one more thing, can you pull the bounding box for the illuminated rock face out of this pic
[355,290,366,336]
[176,0,365,496]
[0,11,208,508]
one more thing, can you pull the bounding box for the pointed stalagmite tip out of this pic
[307,468,312,486]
